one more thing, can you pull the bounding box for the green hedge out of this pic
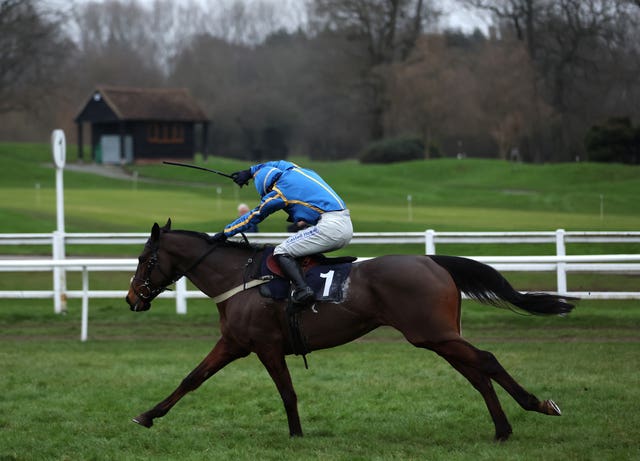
[359,136,425,164]
[585,117,639,164]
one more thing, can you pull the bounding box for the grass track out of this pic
[2,301,640,460]
[1,335,639,460]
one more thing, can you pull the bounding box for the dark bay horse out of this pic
[125,220,575,441]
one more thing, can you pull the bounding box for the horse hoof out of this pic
[132,414,153,428]
[542,399,562,416]
[494,431,512,442]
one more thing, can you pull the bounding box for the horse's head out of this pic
[126,219,176,312]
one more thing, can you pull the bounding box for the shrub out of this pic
[359,136,425,164]
[585,117,639,164]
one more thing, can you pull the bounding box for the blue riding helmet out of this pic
[253,166,283,196]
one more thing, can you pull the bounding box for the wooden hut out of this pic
[74,86,209,164]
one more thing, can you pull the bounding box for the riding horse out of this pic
[125,219,575,441]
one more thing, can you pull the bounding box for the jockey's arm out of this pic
[223,190,285,237]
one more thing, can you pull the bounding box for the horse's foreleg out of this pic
[256,347,303,437]
[132,336,249,428]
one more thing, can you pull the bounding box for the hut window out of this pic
[147,123,185,143]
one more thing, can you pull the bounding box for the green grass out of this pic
[1,143,639,459]
[1,300,639,460]
[2,143,640,236]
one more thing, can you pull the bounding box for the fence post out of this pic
[425,229,436,255]
[555,229,567,295]
[51,130,68,314]
[52,230,67,314]
[176,277,187,314]
[81,266,89,342]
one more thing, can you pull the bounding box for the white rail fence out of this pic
[1,230,639,341]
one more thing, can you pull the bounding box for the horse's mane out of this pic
[167,229,212,241]
[167,229,269,251]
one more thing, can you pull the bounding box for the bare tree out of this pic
[459,0,538,57]
[73,0,166,88]
[456,0,640,160]
[386,35,477,155]
[535,0,640,158]
[0,0,72,113]
[387,32,553,160]
[309,0,440,140]
[475,39,554,160]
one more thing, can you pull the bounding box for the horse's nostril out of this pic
[126,295,137,311]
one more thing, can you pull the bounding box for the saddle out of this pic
[257,247,356,303]
[251,246,356,369]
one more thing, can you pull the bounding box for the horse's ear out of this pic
[162,218,172,231]
[151,222,160,241]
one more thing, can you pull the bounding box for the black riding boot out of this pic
[276,254,315,306]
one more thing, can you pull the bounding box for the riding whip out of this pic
[162,161,234,179]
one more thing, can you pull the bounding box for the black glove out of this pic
[210,232,227,243]
[231,169,252,187]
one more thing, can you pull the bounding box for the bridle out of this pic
[130,235,225,306]
[130,241,177,303]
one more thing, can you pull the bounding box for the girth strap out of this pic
[212,278,270,303]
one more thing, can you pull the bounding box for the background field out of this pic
[1,143,639,460]
[2,143,640,237]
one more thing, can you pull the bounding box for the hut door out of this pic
[100,135,133,164]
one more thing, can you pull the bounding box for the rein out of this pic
[133,238,219,301]
[180,244,219,278]
[134,232,262,304]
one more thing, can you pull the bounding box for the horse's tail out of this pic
[430,255,576,315]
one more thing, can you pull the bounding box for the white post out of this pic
[81,267,89,342]
[425,229,436,255]
[176,277,187,314]
[555,229,567,295]
[52,130,67,314]
[51,231,67,313]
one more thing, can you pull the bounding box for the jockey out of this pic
[213,160,352,306]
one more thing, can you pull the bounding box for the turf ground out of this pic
[1,299,639,461]
[1,144,639,459]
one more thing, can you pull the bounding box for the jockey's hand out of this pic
[210,232,227,243]
[231,169,252,187]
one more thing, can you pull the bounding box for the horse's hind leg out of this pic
[481,353,562,416]
[437,339,561,415]
[423,338,560,440]
[133,337,249,428]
